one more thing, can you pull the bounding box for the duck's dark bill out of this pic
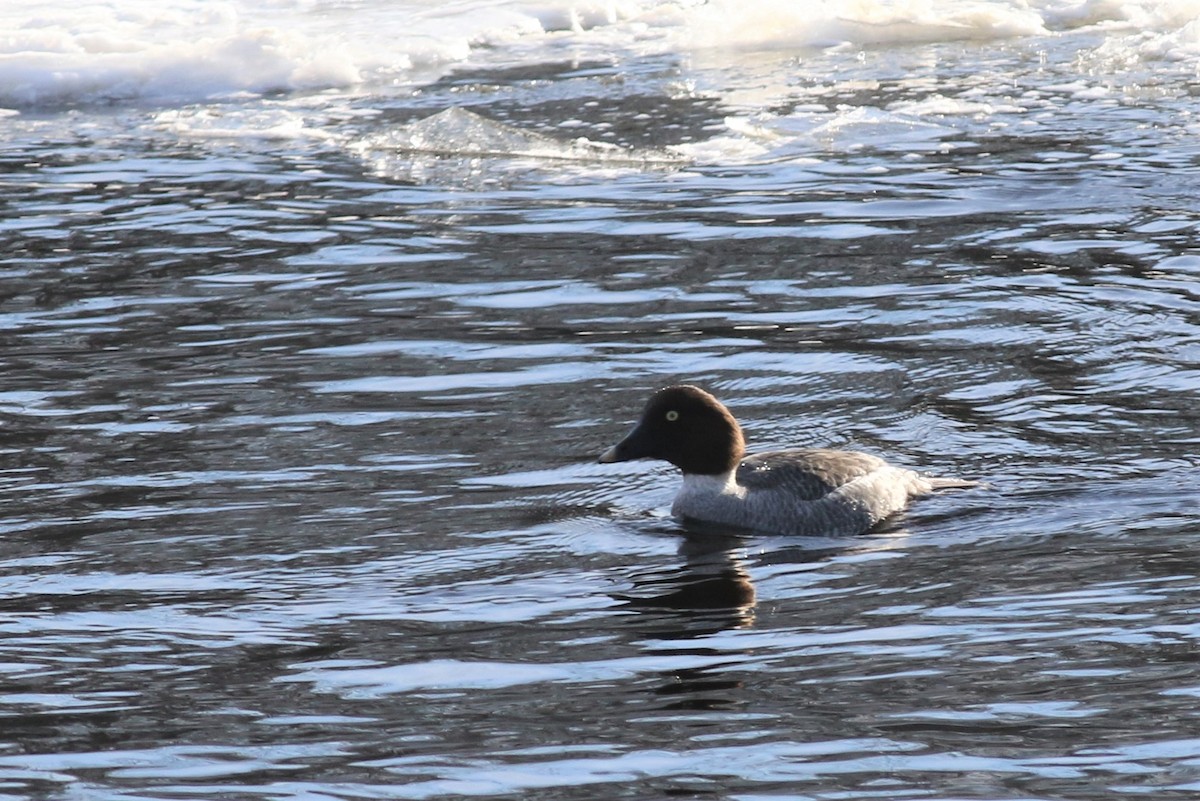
[598,426,651,463]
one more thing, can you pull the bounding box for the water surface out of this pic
[3,2,1200,799]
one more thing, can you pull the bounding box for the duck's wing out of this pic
[736,449,889,501]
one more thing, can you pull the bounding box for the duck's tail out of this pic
[926,477,984,491]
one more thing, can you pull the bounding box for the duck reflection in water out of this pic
[614,526,757,711]
[618,526,757,633]
[619,522,914,712]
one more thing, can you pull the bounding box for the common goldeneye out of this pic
[599,385,977,536]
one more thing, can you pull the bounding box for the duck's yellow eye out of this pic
[665,410,680,422]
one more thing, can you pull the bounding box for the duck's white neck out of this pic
[679,470,745,500]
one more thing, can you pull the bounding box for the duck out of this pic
[599,385,977,536]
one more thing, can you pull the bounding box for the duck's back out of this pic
[673,448,932,537]
[736,449,890,499]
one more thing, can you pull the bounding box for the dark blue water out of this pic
[2,32,1200,801]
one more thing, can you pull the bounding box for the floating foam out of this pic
[888,94,1024,118]
[0,1,518,107]
[360,107,685,165]
[154,107,339,142]
[1,0,1197,110]
[0,4,365,106]
[682,0,1048,50]
[689,105,957,163]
